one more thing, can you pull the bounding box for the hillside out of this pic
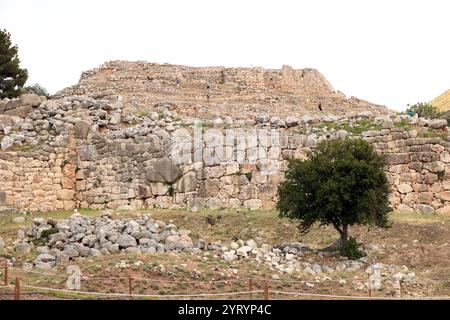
[431,89,450,111]
[55,61,393,119]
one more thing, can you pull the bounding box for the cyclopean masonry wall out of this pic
[1,62,450,215]
[71,124,450,215]
[0,136,77,213]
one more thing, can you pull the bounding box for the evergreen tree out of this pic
[0,29,28,99]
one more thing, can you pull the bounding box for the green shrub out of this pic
[339,237,366,260]
[406,102,442,119]
[23,83,50,98]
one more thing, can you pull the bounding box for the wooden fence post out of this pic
[248,279,252,300]
[128,277,133,299]
[3,260,7,287]
[264,279,269,300]
[14,277,20,300]
[368,274,372,297]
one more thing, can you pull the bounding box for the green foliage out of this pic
[394,119,411,130]
[0,29,28,99]
[23,83,50,98]
[245,172,253,181]
[440,110,450,126]
[339,237,366,259]
[33,227,58,246]
[277,138,391,245]
[406,102,442,119]
[167,185,175,196]
[313,119,383,135]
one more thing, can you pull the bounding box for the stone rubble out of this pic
[13,212,195,269]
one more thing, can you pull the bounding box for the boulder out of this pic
[36,253,56,262]
[15,242,32,254]
[178,234,193,248]
[165,235,180,247]
[428,119,447,129]
[285,116,298,127]
[222,251,237,262]
[236,245,252,258]
[117,234,137,248]
[146,157,182,183]
[4,105,33,118]
[177,172,198,192]
[417,204,435,214]
[1,136,14,150]
[397,184,413,194]
[19,94,42,107]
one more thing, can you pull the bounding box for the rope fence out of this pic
[1,260,450,300]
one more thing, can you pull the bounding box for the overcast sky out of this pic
[1,0,449,111]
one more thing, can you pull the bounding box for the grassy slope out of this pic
[431,89,450,111]
[1,208,450,299]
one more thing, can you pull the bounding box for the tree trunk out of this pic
[340,224,349,246]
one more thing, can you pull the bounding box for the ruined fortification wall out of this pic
[0,61,449,215]
[71,126,450,214]
[0,138,77,213]
[55,61,389,119]
[3,117,450,215]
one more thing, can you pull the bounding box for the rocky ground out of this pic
[1,208,449,300]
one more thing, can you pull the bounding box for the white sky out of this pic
[0,0,449,111]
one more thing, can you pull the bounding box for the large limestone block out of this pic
[386,153,410,165]
[146,157,182,183]
[19,93,42,107]
[397,184,413,194]
[4,105,33,118]
[79,145,98,161]
[57,189,75,200]
[74,120,91,139]
[177,172,198,193]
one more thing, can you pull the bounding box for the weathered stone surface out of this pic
[15,242,32,254]
[1,136,14,150]
[57,189,75,201]
[397,184,413,194]
[198,179,220,197]
[117,234,137,248]
[74,120,91,139]
[428,119,447,129]
[19,94,42,107]
[146,157,182,183]
[177,172,198,192]
[417,204,435,214]
[5,105,33,118]
[79,145,98,161]
[386,153,410,165]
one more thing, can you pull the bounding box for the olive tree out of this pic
[277,138,391,247]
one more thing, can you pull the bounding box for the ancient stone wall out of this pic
[66,125,450,215]
[55,61,389,119]
[0,137,77,213]
[1,61,449,215]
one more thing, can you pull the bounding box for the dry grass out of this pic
[1,208,450,299]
